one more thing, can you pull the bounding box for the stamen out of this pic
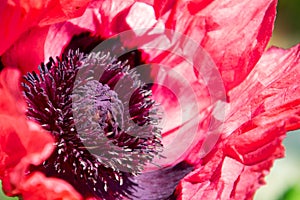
[22,50,162,199]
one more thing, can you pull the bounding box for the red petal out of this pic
[44,8,103,59]
[2,0,277,89]
[0,68,55,197]
[19,172,82,200]
[175,124,285,200]
[0,0,90,55]
[0,68,24,114]
[228,44,300,134]
[2,26,50,74]
[175,44,300,199]
[144,46,226,169]
[153,0,177,19]
[0,119,27,177]
[2,8,99,73]
[166,0,277,92]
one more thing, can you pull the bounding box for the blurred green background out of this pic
[268,0,300,48]
[1,0,300,199]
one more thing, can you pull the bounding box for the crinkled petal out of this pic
[1,7,101,73]
[147,61,216,169]
[175,123,285,200]
[227,44,300,135]
[0,0,90,55]
[1,0,277,90]
[0,68,55,197]
[1,26,50,74]
[18,172,82,200]
[2,6,111,72]
[163,0,277,92]
[1,1,297,199]
[126,28,227,169]
[175,44,300,199]
[90,0,137,37]
[44,8,103,61]
[0,68,24,114]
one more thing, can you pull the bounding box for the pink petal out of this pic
[2,26,50,74]
[153,0,177,19]
[228,44,300,135]
[176,123,285,200]
[44,7,104,59]
[90,0,136,37]
[2,8,100,73]
[125,2,157,36]
[165,0,277,92]
[175,44,300,199]
[0,0,90,55]
[144,43,226,169]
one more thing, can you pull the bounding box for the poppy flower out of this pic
[1,0,300,200]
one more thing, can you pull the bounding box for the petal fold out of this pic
[0,0,90,55]
[18,172,82,200]
[166,0,278,92]
[0,68,55,198]
[175,44,300,199]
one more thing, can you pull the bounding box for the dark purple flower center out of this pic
[20,33,194,200]
[0,57,4,71]
[22,48,162,199]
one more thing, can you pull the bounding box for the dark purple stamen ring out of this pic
[72,51,163,173]
[22,49,162,199]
